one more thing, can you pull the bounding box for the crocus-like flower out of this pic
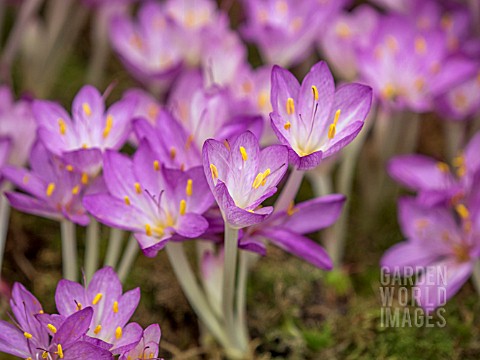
[84,141,213,256]
[270,61,372,170]
[3,141,93,225]
[387,131,480,207]
[381,197,480,312]
[203,131,288,228]
[241,194,345,270]
[33,85,136,176]
[0,86,36,167]
[55,266,142,354]
[119,324,162,360]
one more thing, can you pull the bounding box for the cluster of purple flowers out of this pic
[0,267,161,359]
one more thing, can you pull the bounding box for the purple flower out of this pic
[0,86,36,167]
[387,131,480,207]
[270,61,372,170]
[55,266,142,354]
[242,194,345,270]
[33,85,136,176]
[119,324,162,360]
[3,141,93,225]
[202,131,288,228]
[381,197,480,312]
[83,141,213,256]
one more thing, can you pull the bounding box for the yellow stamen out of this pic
[210,164,218,180]
[240,146,248,161]
[92,293,103,305]
[147,103,159,119]
[186,179,193,196]
[284,122,291,130]
[436,162,449,173]
[82,103,92,116]
[333,109,341,125]
[71,186,80,195]
[185,134,194,150]
[170,147,177,160]
[46,183,55,197]
[115,326,122,340]
[257,92,268,109]
[76,302,82,311]
[102,115,113,138]
[382,83,396,99]
[414,77,425,91]
[58,119,67,135]
[455,204,470,219]
[81,173,89,185]
[145,224,152,236]
[113,301,119,313]
[328,110,340,140]
[223,139,231,151]
[287,201,298,216]
[47,324,57,333]
[179,199,187,215]
[252,168,271,189]
[66,165,74,172]
[415,36,427,55]
[57,344,64,358]
[94,325,102,335]
[24,332,33,339]
[286,97,295,115]
[386,35,398,52]
[153,160,160,171]
[39,310,44,314]
[124,196,131,206]
[311,85,319,101]
[23,175,29,184]
[82,143,88,149]
[42,351,48,358]
[261,169,271,186]
[134,182,142,194]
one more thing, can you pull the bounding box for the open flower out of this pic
[203,131,288,228]
[381,197,480,312]
[83,141,213,256]
[119,324,162,360]
[270,61,372,170]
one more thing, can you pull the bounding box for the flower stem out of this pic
[235,250,250,350]
[444,120,465,163]
[104,228,125,268]
[472,261,480,296]
[166,242,232,350]
[0,191,11,280]
[117,234,139,282]
[61,220,78,281]
[84,218,100,283]
[86,6,110,86]
[274,168,305,212]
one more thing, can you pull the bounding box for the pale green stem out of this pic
[61,220,78,281]
[86,6,110,86]
[444,120,465,163]
[104,228,125,268]
[84,218,100,283]
[472,261,480,297]
[235,250,250,350]
[0,189,11,280]
[117,235,139,282]
[166,242,232,350]
[274,168,305,212]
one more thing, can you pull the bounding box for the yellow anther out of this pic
[57,344,64,358]
[414,77,425,91]
[382,83,396,99]
[24,332,33,339]
[242,81,253,93]
[81,173,89,185]
[47,324,57,333]
[453,155,465,168]
[82,103,92,116]
[386,35,398,52]
[210,164,218,180]
[333,109,341,125]
[26,357,32,360]
[311,85,319,101]
[102,115,113,138]
[179,199,187,215]
[240,146,248,161]
[58,119,67,135]
[82,143,88,149]
[134,182,142,194]
[455,204,470,219]
[170,147,177,160]
[284,122,291,130]
[415,36,427,55]
[76,302,82,311]
[252,168,271,189]
[115,326,122,340]
[42,351,48,358]
[92,293,103,305]
[336,22,351,38]
[286,97,295,115]
[248,209,254,213]
[145,224,152,236]
[46,183,56,197]
[71,186,80,195]
[94,325,102,334]
[147,104,159,119]
[436,162,450,173]
[185,134,194,150]
[441,14,453,30]
[223,140,231,151]
[66,165,74,172]
[124,196,131,206]
[328,124,336,140]
[257,92,268,109]
[39,310,44,314]
[287,201,298,216]
[23,175,29,184]
[153,160,160,171]
[186,179,193,196]
[113,301,119,313]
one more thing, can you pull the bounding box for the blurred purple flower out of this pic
[270,61,372,170]
[119,324,162,360]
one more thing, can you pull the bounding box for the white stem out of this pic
[117,234,139,282]
[274,168,305,212]
[104,228,125,268]
[86,6,110,86]
[235,250,250,350]
[0,192,11,279]
[61,220,78,281]
[444,121,465,163]
[472,261,480,296]
[84,218,100,282]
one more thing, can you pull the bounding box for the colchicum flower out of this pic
[203,131,288,228]
[119,324,162,360]
[270,61,372,170]
[381,197,480,312]
[83,141,213,256]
